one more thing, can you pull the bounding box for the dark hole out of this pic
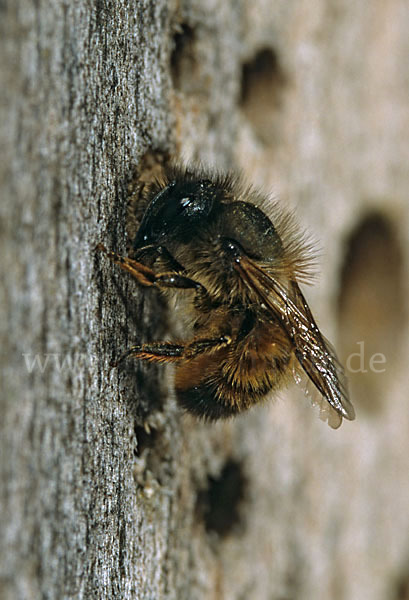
[134,424,158,457]
[395,575,409,600]
[240,47,287,144]
[392,561,409,600]
[170,24,197,91]
[196,459,247,537]
[337,213,404,415]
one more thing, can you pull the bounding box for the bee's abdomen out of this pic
[177,381,243,420]
[175,336,292,421]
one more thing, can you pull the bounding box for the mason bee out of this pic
[99,165,355,428]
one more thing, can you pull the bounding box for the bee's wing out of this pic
[237,257,355,424]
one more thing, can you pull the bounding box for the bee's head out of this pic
[133,178,220,250]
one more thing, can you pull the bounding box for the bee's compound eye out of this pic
[221,238,244,262]
[218,202,283,261]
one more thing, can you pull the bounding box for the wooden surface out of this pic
[1,1,409,599]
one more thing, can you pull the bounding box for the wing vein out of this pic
[235,257,355,421]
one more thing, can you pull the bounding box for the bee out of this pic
[99,165,355,428]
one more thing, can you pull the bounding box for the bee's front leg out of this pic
[97,244,156,286]
[135,244,185,273]
[97,244,209,295]
[154,274,220,315]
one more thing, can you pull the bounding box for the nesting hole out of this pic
[393,568,409,600]
[195,459,247,538]
[134,424,159,457]
[337,213,405,415]
[132,421,171,490]
[170,24,198,92]
[240,47,287,144]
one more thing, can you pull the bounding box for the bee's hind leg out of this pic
[113,336,231,367]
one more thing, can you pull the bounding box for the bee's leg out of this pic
[97,244,156,286]
[97,244,208,294]
[154,272,219,311]
[154,273,206,293]
[185,335,232,356]
[113,336,231,366]
[113,342,186,366]
[135,244,185,273]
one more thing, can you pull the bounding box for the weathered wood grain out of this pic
[1,1,409,599]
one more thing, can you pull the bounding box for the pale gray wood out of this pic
[1,1,409,599]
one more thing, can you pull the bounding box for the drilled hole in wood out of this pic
[393,567,409,600]
[134,424,158,457]
[196,459,247,537]
[240,47,287,144]
[170,24,197,92]
[337,213,405,415]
